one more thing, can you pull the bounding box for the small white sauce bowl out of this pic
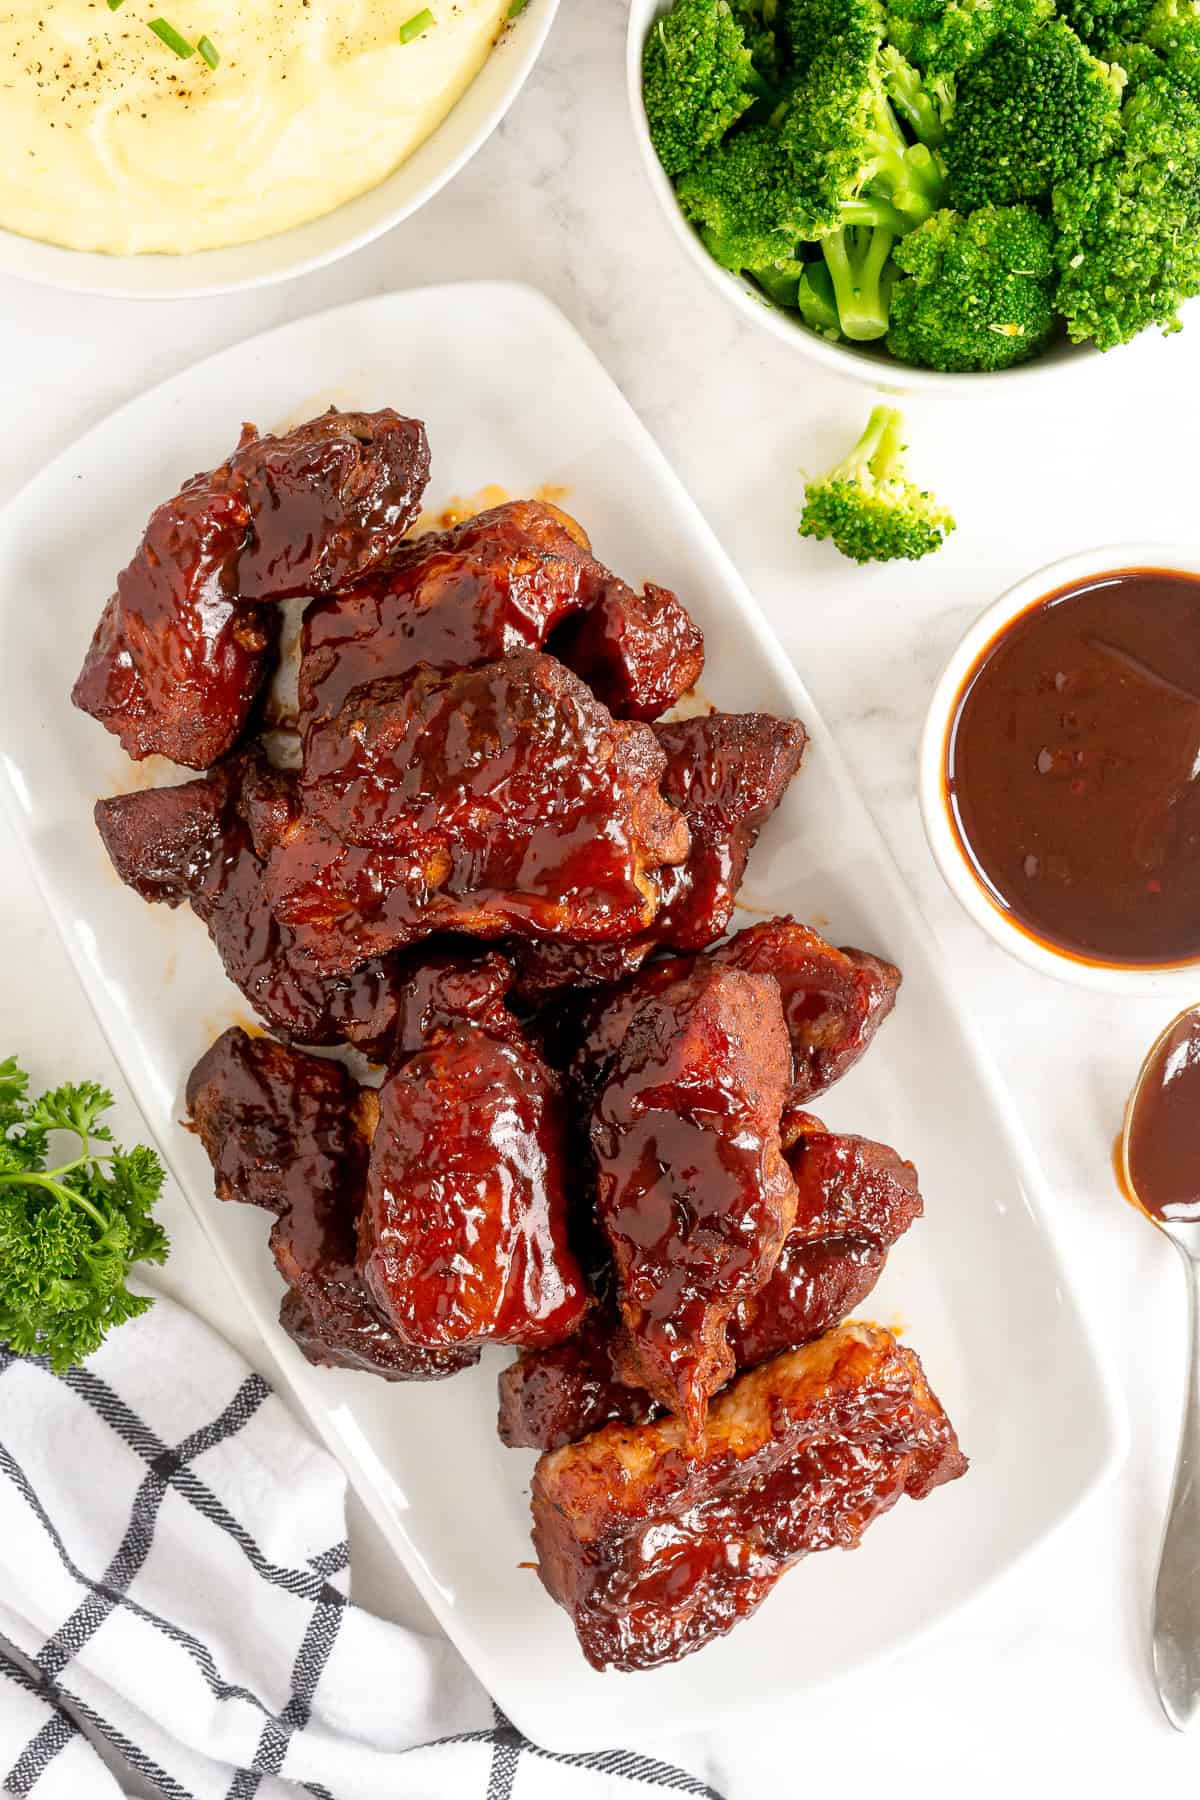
[625,0,1153,395]
[918,544,1200,996]
[0,0,559,300]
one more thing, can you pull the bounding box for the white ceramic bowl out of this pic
[626,0,1115,394]
[918,544,1200,995]
[0,0,559,300]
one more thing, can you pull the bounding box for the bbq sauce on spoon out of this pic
[1124,1009,1200,1224]
[945,568,1200,966]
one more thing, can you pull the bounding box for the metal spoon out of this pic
[1120,1004,1200,1731]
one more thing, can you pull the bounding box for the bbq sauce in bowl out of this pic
[944,568,1200,967]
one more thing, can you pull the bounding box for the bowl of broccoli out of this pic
[627,0,1200,386]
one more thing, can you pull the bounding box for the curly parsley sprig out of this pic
[0,1058,168,1373]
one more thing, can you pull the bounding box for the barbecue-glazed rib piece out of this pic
[95,754,404,1056]
[498,1319,652,1453]
[531,1323,967,1670]
[651,714,808,949]
[567,915,901,1115]
[96,762,243,906]
[550,579,705,722]
[389,944,523,1060]
[784,1110,921,1238]
[728,1118,922,1366]
[185,1026,365,1218]
[507,937,657,1006]
[565,960,686,1106]
[297,500,596,727]
[498,1115,923,1449]
[74,589,279,776]
[591,963,796,1442]
[265,653,690,976]
[359,1026,589,1350]
[498,1305,651,1451]
[185,1028,474,1380]
[506,711,807,999]
[710,918,901,1102]
[205,410,431,602]
[73,410,431,768]
[298,495,704,731]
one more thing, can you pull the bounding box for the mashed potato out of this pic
[0,0,512,254]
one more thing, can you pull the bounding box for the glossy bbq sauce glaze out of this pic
[945,568,1200,966]
[1124,1009,1200,1225]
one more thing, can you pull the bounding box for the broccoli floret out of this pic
[1143,0,1200,51]
[886,205,1057,369]
[820,224,897,339]
[778,0,883,75]
[663,0,949,317]
[1167,39,1200,86]
[643,0,760,178]
[1053,70,1200,345]
[884,0,1054,74]
[734,0,785,85]
[945,22,1126,208]
[677,125,817,270]
[678,35,947,279]
[1133,1,1200,88]
[800,406,955,564]
[1058,0,1156,50]
[818,198,909,336]
[781,38,948,230]
[754,261,803,306]
[796,260,844,334]
[881,44,956,143]
[1104,37,1169,81]
[1103,7,1200,88]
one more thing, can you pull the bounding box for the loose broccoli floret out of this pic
[796,260,844,335]
[800,406,955,564]
[880,44,955,143]
[1053,70,1200,345]
[884,0,1054,74]
[1058,0,1156,50]
[643,0,760,178]
[677,125,817,272]
[945,21,1126,208]
[886,205,1057,369]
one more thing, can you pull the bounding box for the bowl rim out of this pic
[623,0,1138,395]
[0,0,560,300]
[917,543,1200,996]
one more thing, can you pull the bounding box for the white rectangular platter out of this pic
[0,282,1125,1752]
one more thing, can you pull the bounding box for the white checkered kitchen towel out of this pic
[0,1296,720,1800]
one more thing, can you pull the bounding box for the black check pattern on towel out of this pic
[0,1300,726,1800]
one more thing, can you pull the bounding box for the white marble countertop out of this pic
[3,2,1200,1794]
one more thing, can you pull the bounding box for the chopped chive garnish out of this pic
[507,0,531,15]
[399,8,435,41]
[106,1,125,11]
[197,34,220,68]
[148,17,195,57]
